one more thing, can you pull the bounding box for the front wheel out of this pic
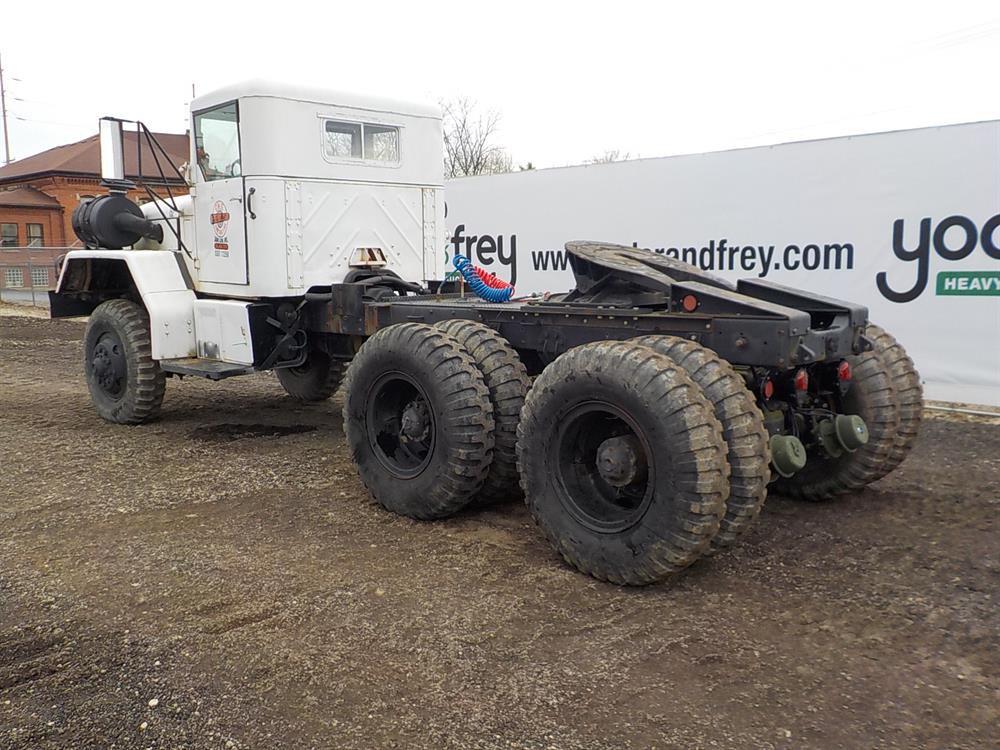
[84,299,166,424]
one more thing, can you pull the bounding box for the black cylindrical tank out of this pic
[72,193,162,249]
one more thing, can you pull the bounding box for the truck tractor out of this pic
[50,81,923,586]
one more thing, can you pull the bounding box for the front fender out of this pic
[52,250,196,360]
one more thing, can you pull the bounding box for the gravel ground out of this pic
[0,312,997,749]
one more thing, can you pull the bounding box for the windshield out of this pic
[193,101,241,181]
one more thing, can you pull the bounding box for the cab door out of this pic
[192,101,248,285]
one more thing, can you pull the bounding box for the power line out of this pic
[13,114,91,128]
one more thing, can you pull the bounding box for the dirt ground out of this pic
[0,311,997,750]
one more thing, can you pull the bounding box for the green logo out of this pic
[935,271,1000,296]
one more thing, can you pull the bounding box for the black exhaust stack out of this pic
[72,192,164,249]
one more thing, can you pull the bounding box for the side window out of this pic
[193,102,241,181]
[323,120,399,163]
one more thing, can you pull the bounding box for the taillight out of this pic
[794,368,809,392]
[762,378,774,400]
[837,360,852,382]
[760,378,774,400]
[681,294,699,312]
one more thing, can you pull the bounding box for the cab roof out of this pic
[191,79,441,120]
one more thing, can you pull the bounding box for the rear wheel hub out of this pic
[554,402,654,533]
[596,435,644,487]
[366,373,436,479]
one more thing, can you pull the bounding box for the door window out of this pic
[193,102,241,181]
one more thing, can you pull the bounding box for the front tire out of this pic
[343,323,495,520]
[517,341,730,585]
[84,299,165,424]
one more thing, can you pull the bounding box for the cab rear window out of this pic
[324,120,399,162]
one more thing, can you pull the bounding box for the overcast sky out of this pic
[3,1,999,168]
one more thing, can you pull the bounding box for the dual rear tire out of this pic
[344,325,764,585]
[516,341,734,584]
[343,321,921,586]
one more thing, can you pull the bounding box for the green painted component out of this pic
[835,414,869,451]
[817,418,843,458]
[770,434,807,478]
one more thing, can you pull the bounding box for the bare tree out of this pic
[589,149,632,164]
[442,97,513,177]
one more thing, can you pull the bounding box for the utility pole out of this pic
[0,50,10,165]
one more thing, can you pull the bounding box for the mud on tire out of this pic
[435,319,530,506]
[516,341,730,585]
[632,335,771,552]
[343,323,495,520]
[866,324,923,479]
[84,298,166,425]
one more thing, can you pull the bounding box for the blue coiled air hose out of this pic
[452,254,515,303]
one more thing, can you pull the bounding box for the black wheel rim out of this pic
[365,371,435,479]
[552,401,655,533]
[91,329,127,399]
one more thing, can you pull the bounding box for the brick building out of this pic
[0,131,189,294]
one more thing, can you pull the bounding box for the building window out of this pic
[1,223,18,247]
[4,268,23,287]
[323,120,400,162]
[30,267,49,287]
[27,224,44,247]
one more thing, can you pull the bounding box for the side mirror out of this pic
[99,118,126,182]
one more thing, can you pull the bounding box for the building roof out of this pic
[0,185,62,208]
[0,131,189,184]
[191,79,440,119]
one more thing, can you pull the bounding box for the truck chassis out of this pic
[54,240,923,585]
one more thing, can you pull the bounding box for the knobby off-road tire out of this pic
[343,323,495,520]
[434,320,530,505]
[866,323,923,479]
[775,348,900,501]
[517,341,731,586]
[632,335,771,552]
[84,299,166,425]
[276,348,346,402]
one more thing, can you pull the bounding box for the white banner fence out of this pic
[444,121,1000,406]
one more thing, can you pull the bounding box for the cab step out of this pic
[159,358,256,380]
